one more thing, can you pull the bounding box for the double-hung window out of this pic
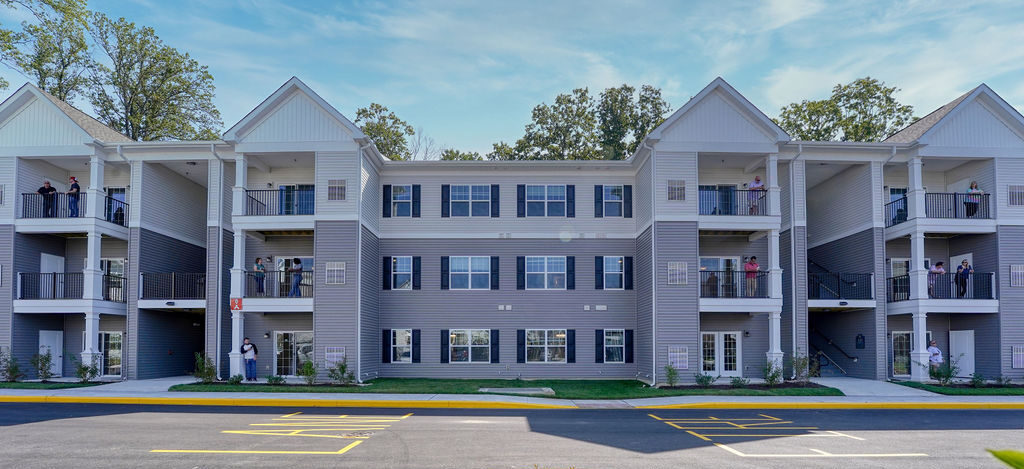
[604,329,625,363]
[391,256,412,290]
[603,256,624,290]
[450,184,491,217]
[392,185,412,217]
[450,256,490,290]
[392,329,412,363]
[603,185,624,217]
[450,329,490,363]
[526,329,566,363]
[526,185,566,217]
[526,256,566,290]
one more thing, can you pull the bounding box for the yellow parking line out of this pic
[152,440,363,455]
[686,431,712,441]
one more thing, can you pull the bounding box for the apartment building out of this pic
[1,76,1021,384]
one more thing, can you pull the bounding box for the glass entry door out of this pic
[700,331,741,377]
[891,331,931,377]
[275,257,314,297]
[700,257,740,297]
[82,331,123,377]
[278,184,315,215]
[275,331,313,376]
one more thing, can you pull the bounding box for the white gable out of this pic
[241,90,354,143]
[0,96,88,146]
[924,96,1024,148]
[660,89,775,143]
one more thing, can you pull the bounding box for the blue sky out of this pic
[3,0,1023,153]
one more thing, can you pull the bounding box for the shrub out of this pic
[266,375,285,385]
[30,351,54,381]
[663,364,679,387]
[70,355,100,384]
[228,374,244,385]
[298,360,318,385]
[928,357,960,387]
[970,372,986,388]
[0,349,24,382]
[730,376,749,388]
[790,354,818,386]
[192,353,217,384]
[994,376,1014,387]
[326,359,355,385]
[694,372,718,388]
[763,360,783,388]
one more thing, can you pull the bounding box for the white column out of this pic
[81,311,100,366]
[766,311,783,369]
[85,154,105,219]
[909,231,928,300]
[767,154,781,216]
[229,310,244,377]
[83,231,103,300]
[907,157,926,220]
[910,311,930,382]
[231,154,247,217]
[768,229,783,299]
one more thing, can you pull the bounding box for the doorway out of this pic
[274,331,313,376]
[949,330,975,378]
[38,330,63,377]
[700,331,741,377]
[39,253,65,299]
[700,257,741,298]
[83,331,123,377]
[891,330,931,377]
[275,256,313,297]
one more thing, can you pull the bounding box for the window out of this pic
[451,184,490,217]
[450,256,490,290]
[392,185,412,217]
[392,257,412,290]
[603,256,624,290]
[603,185,624,217]
[1011,185,1024,206]
[325,346,346,367]
[526,329,567,363]
[668,180,685,201]
[392,329,412,363]
[1011,265,1024,287]
[526,256,566,290]
[668,262,687,285]
[667,346,688,370]
[450,329,490,363]
[526,185,566,217]
[325,262,346,284]
[327,180,346,201]
[604,329,625,363]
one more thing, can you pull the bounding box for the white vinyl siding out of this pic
[449,329,490,363]
[450,256,490,290]
[654,151,697,220]
[526,329,567,363]
[526,256,566,290]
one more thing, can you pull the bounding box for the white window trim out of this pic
[602,184,624,218]
[667,345,688,370]
[525,256,567,290]
[327,179,346,201]
[602,256,624,291]
[604,329,625,364]
[525,184,567,218]
[391,329,413,364]
[81,330,123,377]
[449,184,492,217]
[448,328,491,364]
[449,256,491,290]
[667,180,685,201]
[525,328,568,364]
[391,184,413,217]
[1009,185,1024,206]
[325,262,346,285]
[890,330,933,377]
[668,261,687,285]
[1011,265,1024,288]
[700,331,742,378]
[391,256,413,291]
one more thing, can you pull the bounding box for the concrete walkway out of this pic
[811,377,936,397]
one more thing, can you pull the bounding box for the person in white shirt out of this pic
[241,337,259,382]
[928,262,946,298]
[927,340,943,374]
[747,176,766,215]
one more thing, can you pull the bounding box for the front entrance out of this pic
[700,331,741,377]
[949,330,975,378]
[891,330,931,377]
[38,330,63,377]
[274,331,313,376]
[84,331,123,377]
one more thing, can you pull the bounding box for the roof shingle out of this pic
[35,85,133,143]
[884,87,977,144]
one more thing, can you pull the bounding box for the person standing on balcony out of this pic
[288,258,303,297]
[747,176,765,215]
[928,262,946,298]
[703,270,719,298]
[240,337,258,382]
[252,257,266,296]
[964,181,983,218]
[956,259,974,298]
[67,177,80,217]
[37,181,56,217]
[744,256,759,297]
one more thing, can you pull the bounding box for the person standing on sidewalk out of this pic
[241,337,258,382]
[927,340,943,375]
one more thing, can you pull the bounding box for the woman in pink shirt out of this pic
[744,256,759,297]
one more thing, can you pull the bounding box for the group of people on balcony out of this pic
[250,257,305,297]
[927,259,976,298]
[701,256,764,298]
[36,177,80,218]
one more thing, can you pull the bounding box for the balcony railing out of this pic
[928,272,995,299]
[886,275,910,302]
[103,275,127,303]
[699,270,770,298]
[925,193,992,219]
[808,273,873,300]
[698,189,769,216]
[20,193,87,219]
[104,196,129,227]
[18,272,84,299]
[140,273,205,300]
[245,189,315,216]
[244,270,313,298]
[885,197,908,228]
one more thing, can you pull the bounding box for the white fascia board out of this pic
[648,77,790,143]
[231,216,315,232]
[0,145,95,157]
[239,297,314,313]
[375,230,638,239]
[698,298,783,313]
[15,218,130,240]
[916,146,1024,157]
[807,300,877,309]
[13,299,127,315]
[234,141,360,154]
[137,299,206,310]
[698,216,781,231]
[885,299,1000,315]
[653,141,780,154]
[884,219,997,241]
[223,77,366,142]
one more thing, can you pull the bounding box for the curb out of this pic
[0,395,576,409]
[637,402,1024,410]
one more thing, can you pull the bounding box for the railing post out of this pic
[870,273,876,300]
[171,272,176,300]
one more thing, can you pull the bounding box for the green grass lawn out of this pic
[169,378,844,399]
[893,380,1024,395]
[0,381,105,390]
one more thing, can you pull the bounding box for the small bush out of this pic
[298,360,318,385]
[970,372,986,388]
[0,349,24,382]
[228,374,244,385]
[928,357,960,387]
[70,355,100,384]
[266,375,285,385]
[730,376,749,388]
[663,364,679,387]
[30,351,54,381]
[326,359,355,385]
[763,361,783,388]
[694,372,718,388]
[192,353,217,384]
[790,354,818,386]
[994,376,1014,387]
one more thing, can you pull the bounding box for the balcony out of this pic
[103,195,129,227]
[886,272,998,314]
[17,193,129,236]
[699,270,769,298]
[244,189,314,216]
[238,270,314,313]
[138,273,206,309]
[18,272,83,299]
[102,275,127,303]
[885,198,908,228]
[809,273,874,309]
[21,193,86,219]
[14,272,127,315]
[927,272,995,300]
[885,193,994,235]
[699,189,769,216]
[925,193,991,220]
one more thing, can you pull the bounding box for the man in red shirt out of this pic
[744,256,759,297]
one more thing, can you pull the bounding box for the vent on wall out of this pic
[1013,345,1024,369]
[325,347,346,367]
[668,346,688,370]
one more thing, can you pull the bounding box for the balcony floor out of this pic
[885,298,999,315]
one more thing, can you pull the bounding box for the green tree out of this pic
[515,87,600,160]
[440,148,481,160]
[88,13,221,140]
[598,84,635,159]
[486,141,518,160]
[776,99,841,141]
[0,0,87,91]
[355,102,414,160]
[775,77,915,142]
[17,5,91,101]
[631,85,671,153]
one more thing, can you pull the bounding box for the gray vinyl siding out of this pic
[806,164,873,247]
[948,233,999,290]
[11,313,62,378]
[870,228,887,378]
[780,229,793,373]
[61,314,125,374]
[242,312,313,377]
[699,312,768,377]
[139,162,207,246]
[0,225,13,353]
[655,221,699,383]
[245,236,314,264]
[809,309,879,379]
[808,229,876,273]
[359,226,380,381]
[313,221,359,380]
[884,238,951,275]
[220,229,232,375]
[635,226,653,382]
[998,225,1024,378]
[14,233,65,274]
[64,238,128,272]
[134,308,205,378]
[377,237,637,379]
[204,227,232,378]
[698,234,768,260]
[137,229,206,273]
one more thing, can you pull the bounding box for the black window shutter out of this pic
[594,185,604,218]
[566,185,575,218]
[490,256,500,290]
[490,184,500,217]
[624,185,633,218]
[516,184,526,217]
[594,256,604,290]
[516,329,526,363]
[594,329,604,363]
[441,184,450,218]
[382,329,392,363]
[382,185,392,218]
[440,256,449,290]
[440,329,449,363]
[412,256,421,290]
[412,184,421,217]
[516,256,525,290]
[382,257,391,290]
[566,329,576,363]
[625,329,634,363]
[490,329,500,363]
[624,256,634,290]
[412,329,421,363]
[566,256,575,290]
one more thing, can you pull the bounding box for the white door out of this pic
[39,253,65,299]
[700,331,741,377]
[38,330,63,377]
[949,330,975,378]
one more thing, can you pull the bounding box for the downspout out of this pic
[789,143,802,378]
[356,141,373,383]
[210,144,225,378]
[641,140,657,385]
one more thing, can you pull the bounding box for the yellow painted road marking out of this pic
[222,429,370,439]
[151,440,363,455]
[686,431,712,441]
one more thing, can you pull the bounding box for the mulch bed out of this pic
[661,381,829,391]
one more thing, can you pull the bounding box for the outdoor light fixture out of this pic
[743,331,750,337]
[839,301,849,306]
[263,332,270,338]
[165,301,175,306]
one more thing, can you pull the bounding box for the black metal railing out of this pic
[808,273,873,300]
[928,272,995,299]
[103,274,127,303]
[698,189,769,216]
[925,192,991,219]
[885,197,908,228]
[886,275,910,302]
[20,193,87,219]
[140,273,206,300]
[699,270,770,298]
[18,272,84,299]
[245,189,315,216]
[244,270,314,298]
[104,196,128,227]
